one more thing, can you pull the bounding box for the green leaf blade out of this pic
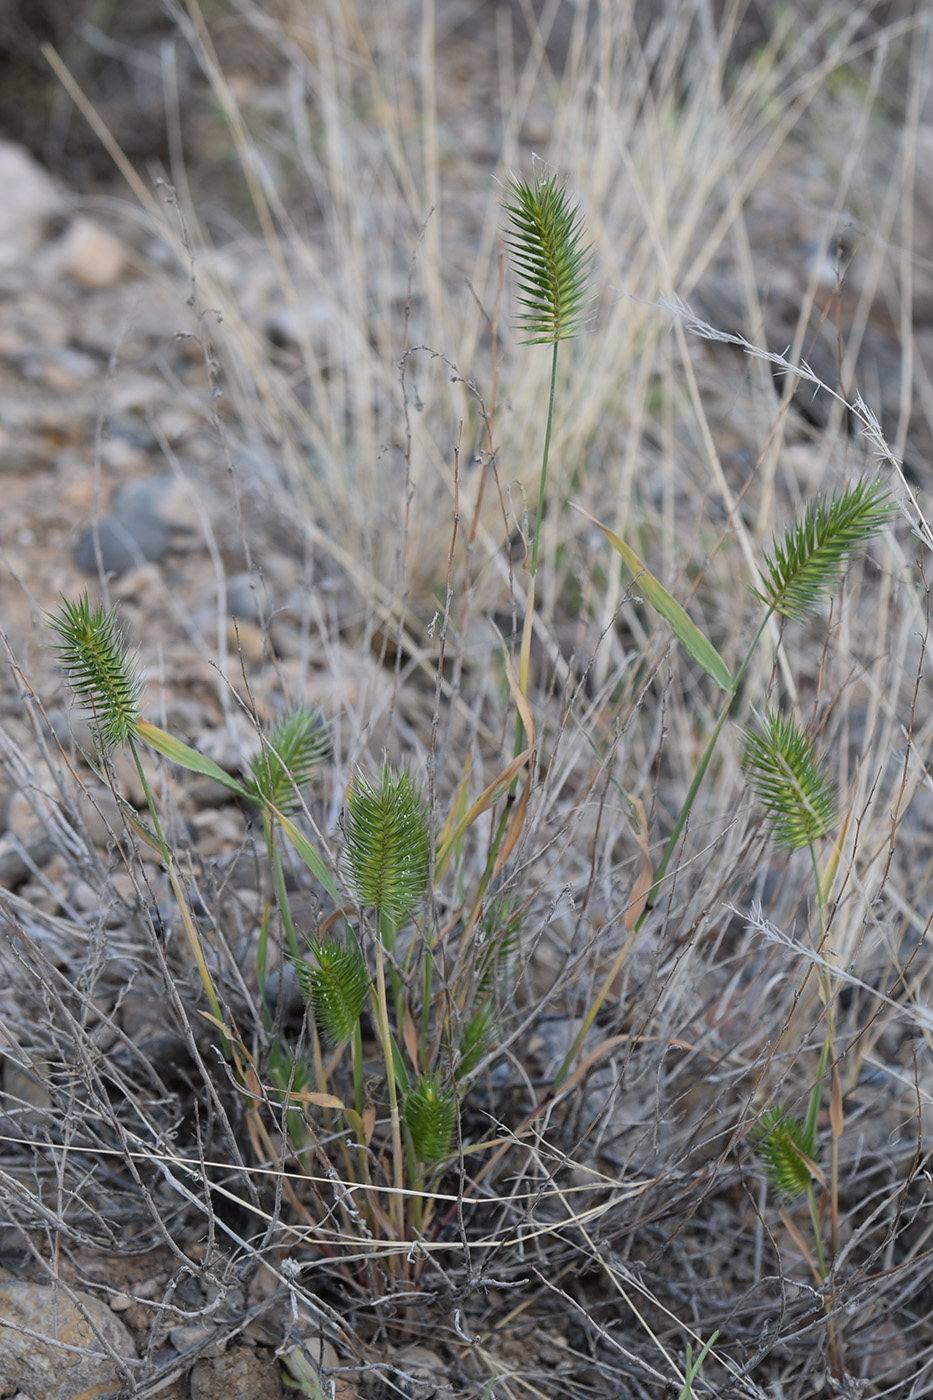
[583,512,733,691]
[135,721,251,800]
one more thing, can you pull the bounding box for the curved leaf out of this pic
[577,508,732,691]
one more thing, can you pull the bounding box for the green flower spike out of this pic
[48,594,142,751]
[743,710,838,850]
[503,170,593,345]
[754,477,893,621]
[343,765,430,923]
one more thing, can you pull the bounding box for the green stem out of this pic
[130,737,229,1054]
[373,937,405,1236]
[378,911,406,1046]
[637,612,772,927]
[529,339,559,580]
[514,339,559,757]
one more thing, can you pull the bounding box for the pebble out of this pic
[189,1346,286,1400]
[391,1344,444,1400]
[187,808,245,859]
[0,1280,137,1400]
[52,217,129,290]
[0,430,45,475]
[74,514,170,576]
[116,475,198,531]
[0,833,55,889]
[2,1058,54,1126]
[0,141,61,268]
[226,572,265,623]
[74,473,204,576]
[32,348,103,392]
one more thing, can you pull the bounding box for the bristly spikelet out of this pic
[456,1002,496,1079]
[48,594,142,750]
[743,710,838,849]
[404,1071,457,1165]
[753,477,893,621]
[502,170,593,345]
[245,705,328,814]
[343,765,430,923]
[297,938,370,1044]
[753,1107,817,1199]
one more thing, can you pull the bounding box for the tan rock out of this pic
[189,1346,286,1400]
[0,1281,137,1400]
[55,218,128,290]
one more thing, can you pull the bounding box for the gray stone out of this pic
[75,514,169,575]
[0,143,61,268]
[75,474,202,576]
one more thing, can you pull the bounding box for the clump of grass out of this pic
[6,5,932,1397]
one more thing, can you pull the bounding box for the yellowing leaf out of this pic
[574,507,733,692]
[624,795,654,932]
[136,720,251,798]
[434,749,534,880]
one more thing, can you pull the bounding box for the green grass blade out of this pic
[136,720,251,799]
[579,509,732,691]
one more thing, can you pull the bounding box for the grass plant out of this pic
[2,3,933,1398]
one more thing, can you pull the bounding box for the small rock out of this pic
[112,562,163,601]
[0,833,56,890]
[75,475,200,576]
[0,142,61,268]
[168,1323,220,1356]
[189,1346,286,1400]
[392,1344,444,1400]
[115,475,198,531]
[75,515,169,576]
[227,617,267,665]
[188,808,245,859]
[54,217,128,290]
[0,1280,137,1400]
[227,572,265,623]
[7,788,61,844]
[33,348,102,392]
[0,429,47,474]
[195,720,261,775]
[262,965,306,1018]
[2,1059,54,1126]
